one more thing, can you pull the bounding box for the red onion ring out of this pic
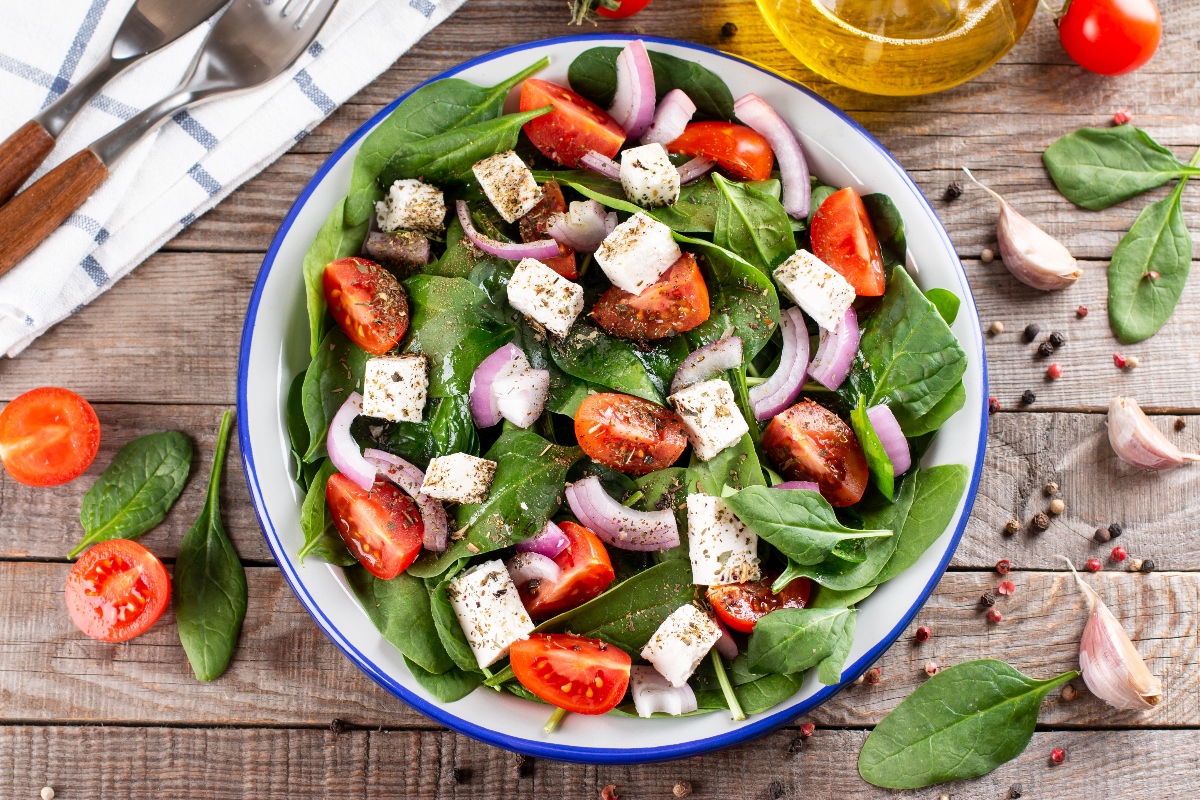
[363,448,450,552]
[749,306,810,421]
[506,551,562,586]
[641,88,695,146]
[669,336,743,396]
[565,476,679,551]
[581,150,622,181]
[515,520,571,559]
[546,200,617,253]
[807,306,859,391]
[456,200,559,261]
[676,156,716,185]
[773,481,820,491]
[867,403,912,475]
[733,93,811,219]
[469,343,525,428]
[327,392,375,492]
[713,616,739,660]
[630,665,699,717]
[609,39,656,139]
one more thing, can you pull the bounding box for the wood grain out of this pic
[0,120,53,204]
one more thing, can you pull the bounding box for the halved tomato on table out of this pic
[707,573,812,633]
[518,521,615,620]
[763,399,869,507]
[0,386,100,487]
[509,633,632,714]
[519,179,578,279]
[592,252,710,340]
[65,539,171,642]
[574,393,688,477]
[520,78,625,168]
[322,257,410,355]
[326,473,424,579]
[810,187,886,297]
[667,121,774,182]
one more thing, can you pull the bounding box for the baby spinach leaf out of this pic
[427,577,480,673]
[712,173,796,274]
[807,183,837,230]
[685,433,767,497]
[746,606,856,675]
[871,464,968,585]
[301,327,370,462]
[568,47,737,122]
[861,193,907,271]
[71,431,192,559]
[816,606,857,685]
[896,380,965,438]
[175,411,247,683]
[346,566,454,674]
[923,288,960,325]
[810,584,876,608]
[637,467,690,563]
[404,656,483,703]
[287,372,322,490]
[302,197,369,357]
[631,336,691,399]
[297,459,356,566]
[858,660,1078,789]
[551,319,665,405]
[693,671,805,715]
[568,458,638,502]
[849,394,895,500]
[356,395,480,471]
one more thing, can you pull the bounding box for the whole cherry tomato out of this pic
[1058,0,1161,76]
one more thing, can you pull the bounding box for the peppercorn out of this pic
[1009,784,1024,799]
[1114,352,1127,368]
[987,608,1003,623]
[1094,526,1112,543]
[1176,417,1187,431]
[674,780,694,798]
[601,785,618,800]
[799,722,815,738]
[766,781,782,800]
[1109,522,1124,538]
[1111,545,1128,562]
[1023,323,1040,342]
[1045,481,1059,496]
[989,320,1004,334]
[1127,355,1140,369]
[785,737,805,757]
[945,181,964,200]
[981,248,995,263]
[1037,340,1055,358]
[1032,512,1050,531]
[1086,558,1102,573]
[997,580,1016,596]
[1114,108,1132,125]
[981,591,997,607]
[445,768,466,785]
[1004,519,1021,535]
[1129,558,1144,572]
[925,660,940,676]
[1077,305,1089,318]
[512,753,531,777]
[1051,747,1066,765]
[1022,389,1036,405]
[1047,363,1063,379]
[864,667,882,685]
[1049,331,1066,348]
[1062,683,1079,701]
[40,790,54,800]
[1049,498,1065,514]
[720,21,738,37]
[989,397,1001,414]
[329,718,346,735]
[915,625,931,643]
[996,558,1011,574]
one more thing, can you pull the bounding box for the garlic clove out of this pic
[1107,396,1200,470]
[1060,556,1163,710]
[962,167,1082,291]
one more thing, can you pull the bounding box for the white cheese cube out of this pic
[773,249,856,331]
[630,665,698,718]
[446,560,535,669]
[686,494,760,586]
[620,143,680,208]
[472,150,543,223]
[668,378,749,462]
[420,453,497,505]
[362,354,429,423]
[640,603,721,688]
[594,212,682,295]
[506,258,584,337]
[375,178,445,235]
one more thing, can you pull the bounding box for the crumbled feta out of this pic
[446,560,535,668]
[620,142,680,208]
[773,249,856,331]
[506,257,584,337]
[362,354,429,423]
[375,178,446,235]
[686,494,760,586]
[420,453,497,505]
[472,150,543,223]
[668,378,749,462]
[594,212,681,294]
[640,603,722,688]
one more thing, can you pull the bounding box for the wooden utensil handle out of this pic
[0,120,55,205]
[0,148,108,277]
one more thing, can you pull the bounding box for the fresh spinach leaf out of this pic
[346,566,454,674]
[862,193,907,271]
[871,464,968,585]
[923,288,960,325]
[551,319,665,405]
[175,411,247,683]
[302,198,369,357]
[287,371,311,489]
[631,336,691,399]
[849,394,895,500]
[810,584,876,608]
[858,660,1078,789]
[357,394,480,470]
[428,576,480,673]
[712,173,796,274]
[568,457,638,503]
[746,606,856,675]
[807,183,837,230]
[567,47,737,122]
[430,215,487,278]
[637,467,690,563]
[694,671,805,715]
[897,380,965,438]
[404,656,483,703]
[71,431,192,559]
[685,433,767,496]
[301,327,370,462]
[816,606,857,685]
[297,459,356,566]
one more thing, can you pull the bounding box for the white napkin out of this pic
[0,0,466,357]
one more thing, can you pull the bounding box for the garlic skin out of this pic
[962,167,1082,290]
[1107,396,1200,470]
[1061,557,1162,710]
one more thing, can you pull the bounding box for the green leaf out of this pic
[175,411,247,682]
[871,464,969,585]
[71,431,192,559]
[809,584,876,608]
[636,467,690,563]
[345,566,454,674]
[301,327,370,462]
[746,606,856,675]
[404,656,483,703]
[428,577,481,673]
[355,394,480,471]
[923,288,959,325]
[551,319,666,405]
[861,193,907,271]
[685,433,767,497]
[816,606,857,685]
[297,459,356,566]
[302,198,369,357]
[693,670,805,716]
[286,371,311,487]
[896,380,965,438]
[712,173,796,274]
[858,660,1078,789]
[807,183,837,230]
[849,394,895,500]
[568,47,737,122]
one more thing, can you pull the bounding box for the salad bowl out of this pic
[237,34,987,764]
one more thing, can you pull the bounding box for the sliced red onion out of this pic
[630,665,698,718]
[363,448,450,552]
[546,200,618,253]
[580,150,622,181]
[808,306,860,391]
[506,552,562,587]
[773,481,820,491]
[641,88,695,146]
[565,476,678,551]
[327,392,375,492]
[494,366,550,429]
[713,616,739,660]
[733,93,811,219]
[609,39,656,139]
[669,336,743,396]
[456,200,559,261]
[867,404,911,475]
[676,156,716,185]
[515,520,571,559]
[470,343,526,428]
[749,307,810,421]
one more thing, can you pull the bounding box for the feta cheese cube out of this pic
[446,560,535,669]
[472,150,543,223]
[630,665,698,718]
[620,143,680,208]
[668,378,749,462]
[686,494,760,586]
[362,354,429,423]
[773,249,856,331]
[640,603,721,688]
[506,258,584,337]
[375,178,445,235]
[420,453,497,505]
[594,212,682,295]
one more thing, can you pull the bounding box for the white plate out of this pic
[237,34,988,764]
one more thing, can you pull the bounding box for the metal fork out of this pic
[0,0,339,277]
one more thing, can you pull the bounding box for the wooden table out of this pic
[2,1,1198,796]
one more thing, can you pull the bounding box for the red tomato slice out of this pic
[810,187,886,297]
[595,0,652,18]
[520,78,626,168]
[326,473,424,579]
[574,393,688,477]
[518,521,616,620]
[706,573,812,634]
[763,400,869,507]
[65,539,171,642]
[518,180,578,279]
[322,257,410,355]
[0,387,100,487]
[1058,0,1161,76]
[509,633,631,714]
[591,252,710,340]
[667,122,775,182]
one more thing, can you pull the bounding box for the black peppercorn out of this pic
[329,718,346,735]
[1032,512,1050,531]
[1021,389,1036,405]
[1037,340,1054,357]
[1094,526,1112,543]
[767,780,784,800]
[1009,784,1024,799]
[1141,559,1156,573]
[445,768,466,785]
[944,181,964,200]
[1023,323,1040,342]
[1049,331,1066,348]
[720,21,738,37]
[981,591,997,607]
[1175,417,1187,431]
[1109,522,1124,538]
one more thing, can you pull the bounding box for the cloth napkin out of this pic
[0,0,466,357]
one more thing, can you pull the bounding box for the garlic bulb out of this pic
[1060,557,1162,710]
[962,167,1082,290]
[1107,396,1200,470]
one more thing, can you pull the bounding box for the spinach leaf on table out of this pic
[71,431,192,559]
[861,193,907,271]
[551,319,666,405]
[302,197,370,357]
[346,566,454,674]
[849,394,895,500]
[568,47,737,122]
[712,173,796,274]
[870,463,968,585]
[301,327,370,462]
[746,606,856,678]
[858,660,1078,789]
[404,656,483,703]
[297,458,356,567]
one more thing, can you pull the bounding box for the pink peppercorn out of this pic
[799,722,815,738]
[925,661,940,677]
[915,625,931,643]
[1086,558,1102,573]
[997,580,1016,596]
[1113,353,1127,368]
[1112,545,1128,562]
[1047,363,1063,379]
[1051,747,1066,765]
[996,559,1011,575]
[1113,109,1132,125]
[987,608,1003,623]
[1077,305,1089,318]
[989,397,1001,415]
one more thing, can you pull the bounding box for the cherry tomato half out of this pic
[667,122,775,182]
[326,473,424,579]
[518,180,578,280]
[575,393,688,477]
[65,539,171,642]
[521,78,626,168]
[1059,0,1161,76]
[810,187,886,297]
[0,387,100,487]
[322,257,410,355]
[763,400,869,507]
[596,0,652,19]
[518,521,616,620]
[591,252,710,340]
[707,574,812,633]
[509,633,632,714]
